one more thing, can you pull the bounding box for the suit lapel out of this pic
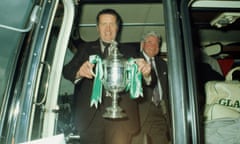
[154,56,165,83]
[86,40,102,57]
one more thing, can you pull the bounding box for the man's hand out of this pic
[76,61,95,79]
[135,58,151,77]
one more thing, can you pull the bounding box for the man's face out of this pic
[142,35,160,57]
[97,14,118,43]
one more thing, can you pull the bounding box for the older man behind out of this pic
[133,31,171,144]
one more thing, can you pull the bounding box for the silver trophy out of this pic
[102,41,129,119]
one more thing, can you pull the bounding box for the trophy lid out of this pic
[104,40,126,63]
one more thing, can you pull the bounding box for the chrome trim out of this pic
[34,61,51,106]
[0,5,40,32]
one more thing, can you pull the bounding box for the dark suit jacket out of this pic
[137,52,171,143]
[62,40,140,136]
[138,53,168,104]
[139,53,171,122]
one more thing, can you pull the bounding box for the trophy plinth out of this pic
[102,41,129,119]
[102,91,127,119]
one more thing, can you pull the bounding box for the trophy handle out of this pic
[126,62,132,85]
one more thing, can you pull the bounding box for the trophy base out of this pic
[103,106,127,119]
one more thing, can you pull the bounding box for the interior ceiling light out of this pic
[191,0,240,9]
[210,12,240,28]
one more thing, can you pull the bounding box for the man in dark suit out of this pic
[63,9,152,144]
[134,31,171,144]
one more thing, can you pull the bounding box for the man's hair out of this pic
[96,8,122,29]
[141,31,162,46]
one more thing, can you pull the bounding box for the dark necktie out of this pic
[150,58,161,106]
[102,42,111,58]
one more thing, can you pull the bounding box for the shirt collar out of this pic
[142,51,154,63]
[100,40,110,52]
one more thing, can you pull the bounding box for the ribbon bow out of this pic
[126,58,143,99]
[89,55,103,108]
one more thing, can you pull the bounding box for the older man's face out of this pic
[142,35,160,57]
[97,14,118,43]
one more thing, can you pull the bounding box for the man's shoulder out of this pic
[119,42,140,58]
[156,55,167,62]
[80,40,99,47]
[76,40,100,53]
[155,55,168,70]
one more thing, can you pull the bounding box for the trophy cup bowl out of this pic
[102,42,129,119]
